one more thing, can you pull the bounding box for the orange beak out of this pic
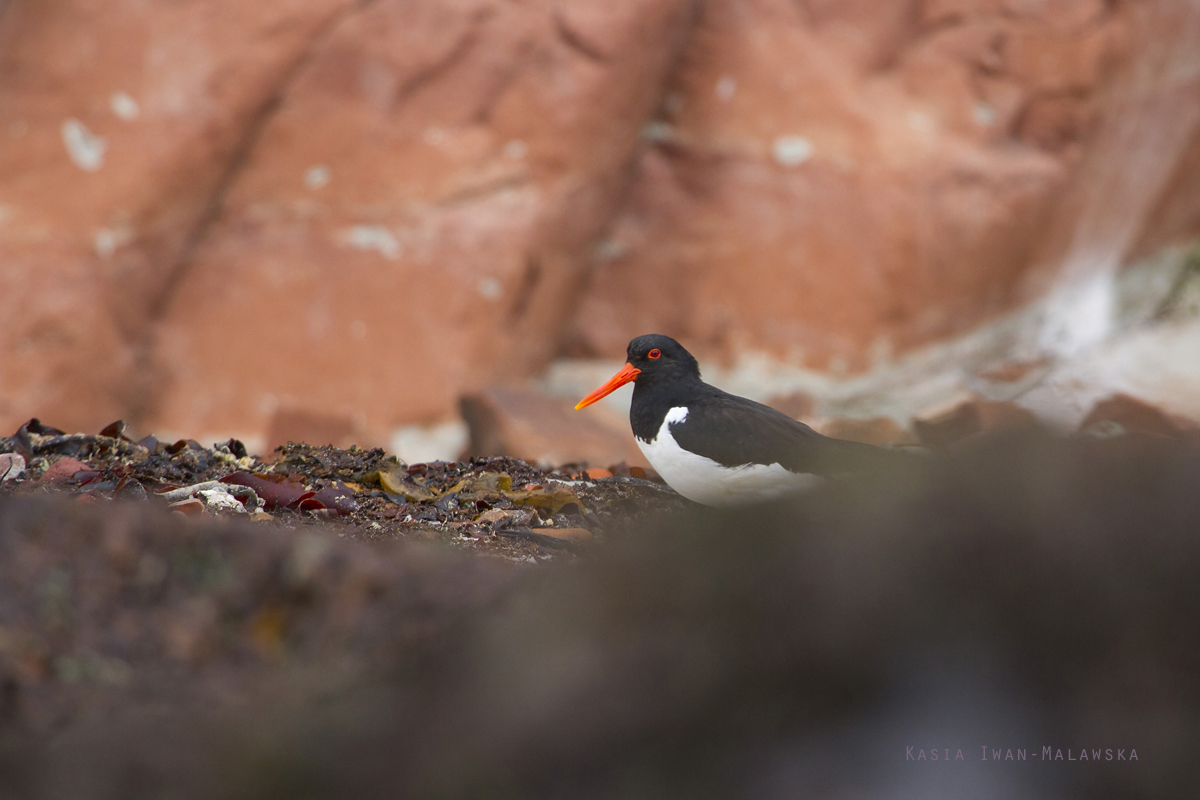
[575,362,641,410]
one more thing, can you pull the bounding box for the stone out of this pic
[1079,394,1199,438]
[817,417,917,447]
[913,396,1039,447]
[461,385,647,468]
[0,453,26,482]
[39,456,93,483]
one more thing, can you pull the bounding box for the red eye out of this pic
[648,349,661,359]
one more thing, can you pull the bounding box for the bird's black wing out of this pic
[668,390,912,477]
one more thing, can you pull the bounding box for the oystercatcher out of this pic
[575,334,913,506]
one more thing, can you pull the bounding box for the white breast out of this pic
[636,407,824,507]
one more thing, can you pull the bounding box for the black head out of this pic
[575,334,702,410]
[625,335,701,383]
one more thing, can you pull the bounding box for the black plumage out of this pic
[624,334,910,477]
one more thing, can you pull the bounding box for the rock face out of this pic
[145,0,701,445]
[570,0,1140,367]
[1,0,1199,453]
[0,0,360,435]
[0,0,700,446]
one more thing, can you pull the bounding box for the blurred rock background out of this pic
[2,0,1199,462]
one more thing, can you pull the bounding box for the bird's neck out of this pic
[629,372,706,442]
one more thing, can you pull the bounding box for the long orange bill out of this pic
[575,362,641,410]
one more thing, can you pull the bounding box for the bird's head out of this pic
[575,334,700,410]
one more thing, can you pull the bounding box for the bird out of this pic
[575,334,915,507]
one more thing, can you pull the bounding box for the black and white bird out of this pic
[575,334,913,507]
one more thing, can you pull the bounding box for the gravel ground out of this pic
[0,418,688,563]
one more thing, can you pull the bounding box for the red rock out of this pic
[817,417,917,447]
[39,456,93,483]
[141,0,698,446]
[0,0,1197,449]
[1002,19,1113,94]
[0,0,360,433]
[1022,3,1198,296]
[1018,93,1098,153]
[565,0,1195,377]
[1079,394,1199,438]
[584,468,613,479]
[461,385,647,468]
[913,397,1038,447]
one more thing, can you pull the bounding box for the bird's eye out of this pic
[648,349,661,359]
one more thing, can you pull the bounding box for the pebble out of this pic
[0,453,25,482]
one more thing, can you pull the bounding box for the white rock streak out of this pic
[109,92,141,120]
[62,119,107,172]
[339,225,401,260]
[772,135,812,168]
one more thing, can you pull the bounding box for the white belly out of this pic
[636,407,824,507]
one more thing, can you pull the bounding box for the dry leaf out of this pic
[378,467,437,502]
[221,471,309,510]
[506,483,584,514]
[449,472,513,499]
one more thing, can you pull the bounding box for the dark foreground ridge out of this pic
[1,427,1199,798]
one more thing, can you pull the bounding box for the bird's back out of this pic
[667,387,913,479]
